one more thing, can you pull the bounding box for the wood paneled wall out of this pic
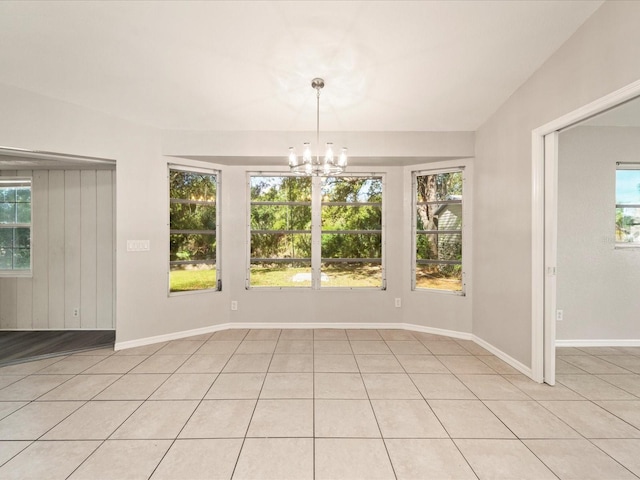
[0,169,116,330]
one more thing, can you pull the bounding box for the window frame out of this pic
[0,176,32,277]
[411,167,465,295]
[615,162,640,248]
[247,172,313,289]
[319,174,386,290]
[246,172,386,290]
[167,164,221,296]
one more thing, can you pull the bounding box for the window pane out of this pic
[251,233,311,259]
[616,169,640,205]
[249,174,383,290]
[416,203,462,231]
[0,187,16,203]
[170,171,217,202]
[16,187,30,203]
[416,172,463,203]
[616,207,640,244]
[321,233,382,259]
[0,229,13,247]
[170,233,216,262]
[0,203,16,224]
[170,264,216,292]
[13,249,30,269]
[251,176,311,202]
[414,170,463,292]
[417,233,462,261]
[16,203,31,224]
[15,228,30,249]
[416,264,462,291]
[321,177,382,203]
[251,205,311,231]
[0,249,12,269]
[170,203,216,230]
[250,261,312,287]
[322,205,382,230]
[321,262,382,288]
[169,169,218,292]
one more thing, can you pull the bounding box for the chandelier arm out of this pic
[289,77,346,176]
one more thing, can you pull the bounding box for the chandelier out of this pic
[288,78,348,176]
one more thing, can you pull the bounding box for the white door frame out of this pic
[531,79,640,383]
[543,132,558,385]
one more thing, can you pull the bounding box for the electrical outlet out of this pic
[231,301,238,311]
[73,308,80,317]
[395,298,402,308]
[556,309,563,321]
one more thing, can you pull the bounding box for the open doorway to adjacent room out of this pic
[532,80,640,385]
[0,147,116,365]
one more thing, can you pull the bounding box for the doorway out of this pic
[532,79,640,384]
[0,147,117,364]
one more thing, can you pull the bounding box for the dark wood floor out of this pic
[0,330,115,367]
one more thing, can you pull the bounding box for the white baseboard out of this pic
[115,322,533,379]
[556,339,640,347]
[398,323,473,341]
[115,322,466,350]
[115,324,228,350]
[471,335,532,377]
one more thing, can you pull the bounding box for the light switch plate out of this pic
[127,240,150,252]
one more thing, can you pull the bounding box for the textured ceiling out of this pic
[0,1,603,132]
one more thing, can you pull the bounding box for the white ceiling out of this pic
[0,1,603,132]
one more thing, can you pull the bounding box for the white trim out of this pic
[1,328,114,332]
[115,322,471,350]
[531,131,545,383]
[531,79,640,384]
[397,323,472,341]
[114,322,529,378]
[556,339,640,347]
[472,335,532,377]
[167,163,219,176]
[543,132,558,386]
[115,324,229,350]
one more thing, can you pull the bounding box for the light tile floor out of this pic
[0,330,639,479]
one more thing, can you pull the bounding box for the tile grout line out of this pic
[508,367,640,479]
[0,348,121,469]
[349,330,398,480]
[382,331,481,480]
[143,330,246,480]
[228,328,281,480]
[1,332,640,478]
[63,334,218,480]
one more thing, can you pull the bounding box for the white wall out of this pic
[197,159,473,332]
[162,130,475,161]
[218,165,401,325]
[5,1,639,360]
[557,126,640,340]
[0,168,115,330]
[0,80,475,346]
[473,1,640,366]
[0,83,230,344]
